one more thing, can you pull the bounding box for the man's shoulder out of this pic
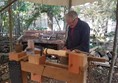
[74,18,90,30]
[79,19,89,26]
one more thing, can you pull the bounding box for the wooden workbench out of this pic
[8,49,106,83]
[9,51,88,83]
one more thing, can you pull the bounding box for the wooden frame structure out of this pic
[9,52,87,83]
[21,61,87,83]
[9,48,107,83]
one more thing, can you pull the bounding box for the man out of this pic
[64,11,90,52]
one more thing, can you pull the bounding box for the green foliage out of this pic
[25,10,41,29]
[74,0,117,48]
[36,27,47,30]
[75,0,116,36]
[19,2,28,12]
[40,5,61,15]
[19,1,34,12]
[0,0,117,36]
[0,0,63,33]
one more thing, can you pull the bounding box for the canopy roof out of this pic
[25,0,95,6]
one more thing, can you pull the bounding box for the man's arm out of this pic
[63,36,68,50]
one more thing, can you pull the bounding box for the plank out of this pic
[68,52,87,74]
[20,62,87,83]
[88,56,108,62]
[43,65,86,83]
[9,52,27,61]
[45,61,68,69]
[21,61,44,75]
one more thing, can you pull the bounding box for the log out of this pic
[88,56,108,62]
[43,48,67,57]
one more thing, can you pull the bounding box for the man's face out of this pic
[65,17,76,28]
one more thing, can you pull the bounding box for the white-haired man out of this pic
[64,11,90,52]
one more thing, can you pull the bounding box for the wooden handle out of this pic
[43,48,67,57]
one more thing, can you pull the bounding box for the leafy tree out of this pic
[75,0,117,43]
[39,4,62,30]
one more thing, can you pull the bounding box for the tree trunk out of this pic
[17,13,21,36]
[105,19,108,34]
[63,7,67,31]
[13,1,21,37]
[108,0,118,83]
[54,16,61,31]
[17,1,21,36]
[0,14,2,36]
[47,12,53,30]
[8,0,13,52]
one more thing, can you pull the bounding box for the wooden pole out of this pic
[108,0,118,83]
[65,0,72,41]
[0,0,17,13]
[68,0,72,11]
[8,0,13,52]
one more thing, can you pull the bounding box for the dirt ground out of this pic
[87,66,118,83]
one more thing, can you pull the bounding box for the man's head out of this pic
[65,11,78,28]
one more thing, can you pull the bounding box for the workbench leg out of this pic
[22,71,28,83]
[67,71,87,83]
[83,70,87,83]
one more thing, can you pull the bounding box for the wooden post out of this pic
[28,55,46,83]
[108,0,118,83]
[65,0,72,40]
[68,53,87,74]
[22,71,28,83]
[68,0,72,11]
[8,0,13,52]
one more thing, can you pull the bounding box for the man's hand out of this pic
[63,47,71,52]
[72,49,81,53]
[63,47,67,50]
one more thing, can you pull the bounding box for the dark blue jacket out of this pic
[65,18,90,52]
